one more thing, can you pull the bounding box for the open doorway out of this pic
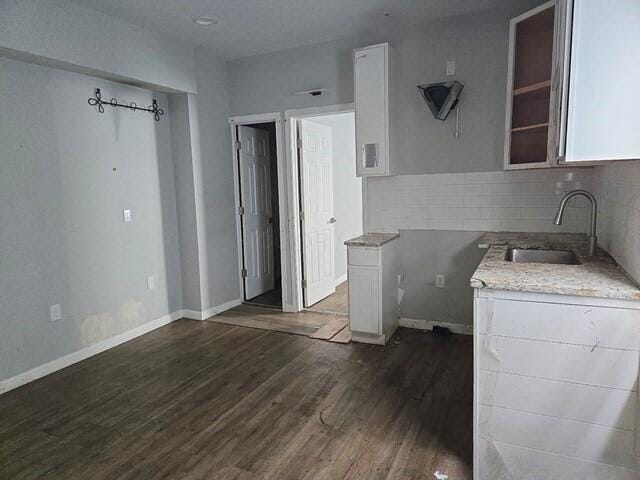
[232,121,282,309]
[292,110,362,316]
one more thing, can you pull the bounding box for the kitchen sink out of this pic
[505,248,580,265]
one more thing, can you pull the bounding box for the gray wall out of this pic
[168,50,241,312]
[398,231,486,327]
[168,93,203,311]
[0,3,244,384]
[227,3,539,175]
[0,0,197,93]
[192,49,240,309]
[0,59,182,382]
[227,34,366,117]
[226,2,541,327]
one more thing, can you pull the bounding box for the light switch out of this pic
[446,60,456,76]
[147,275,156,290]
[49,304,62,322]
[436,275,446,288]
[123,209,132,223]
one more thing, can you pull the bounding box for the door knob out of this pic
[328,217,337,224]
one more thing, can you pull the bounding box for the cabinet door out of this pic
[348,266,380,334]
[560,0,640,162]
[354,44,388,176]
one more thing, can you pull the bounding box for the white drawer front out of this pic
[348,248,379,267]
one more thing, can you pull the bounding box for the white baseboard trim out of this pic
[399,317,473,336]
[0,310,183,396]
[335,274,348,287]
[182,298,242,321]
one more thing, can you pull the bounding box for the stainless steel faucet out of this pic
[554,189,598,256]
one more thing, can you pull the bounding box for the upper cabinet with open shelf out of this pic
[505,0,640,170]
[504,2,558,170]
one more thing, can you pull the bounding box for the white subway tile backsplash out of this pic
[481,207,522,219]
[463,219,502,231]
[593,161,640,284]
[367,168,594,235]
[464,171,506,184]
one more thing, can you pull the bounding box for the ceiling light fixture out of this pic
[193,16,218,26]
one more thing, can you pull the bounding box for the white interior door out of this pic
[299,119,336,307]
[238,125,275,300]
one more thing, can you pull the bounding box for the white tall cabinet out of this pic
[353,43,397,177]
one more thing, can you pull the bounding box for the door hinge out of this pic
[297,137,302,149]
[299,210,304,222]
[234,140,242,151]
[238,206,245,216]
[302,279,307,289]
[241,269,247,278]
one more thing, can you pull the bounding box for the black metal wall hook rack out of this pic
[88,88,164,121]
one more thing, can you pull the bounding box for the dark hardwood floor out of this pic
[0,320,473,479]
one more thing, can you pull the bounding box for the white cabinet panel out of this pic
[348,266,380,334]
[479,370,636,430]
[477,297,640,350]
[478,405,636,467]
[478,334,639,391]
[477,439,640,480]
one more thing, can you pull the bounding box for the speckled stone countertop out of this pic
[345,232,400,247]
[470,232,640,301]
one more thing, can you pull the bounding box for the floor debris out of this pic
[433,471,449,480]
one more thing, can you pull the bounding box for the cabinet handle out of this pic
[328,217,337,224]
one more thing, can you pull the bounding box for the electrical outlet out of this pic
[123,209,132,223]
[446,60,456,76]
[435,274,446,288]
[147,275,156,290]
[49,304,62,322]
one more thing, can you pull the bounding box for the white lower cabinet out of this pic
[347,241,399,345]
[474,289,640,479]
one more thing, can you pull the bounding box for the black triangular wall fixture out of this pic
[417,81,464,121]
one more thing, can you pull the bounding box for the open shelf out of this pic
[506,4,555,168]
[512,122,549,133]
[510,128,549,165]
[513,80,551,96]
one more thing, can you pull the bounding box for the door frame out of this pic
[284,103,364,312]
[229,113,291,310]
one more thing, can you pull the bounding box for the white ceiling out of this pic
[71,0,519,60]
